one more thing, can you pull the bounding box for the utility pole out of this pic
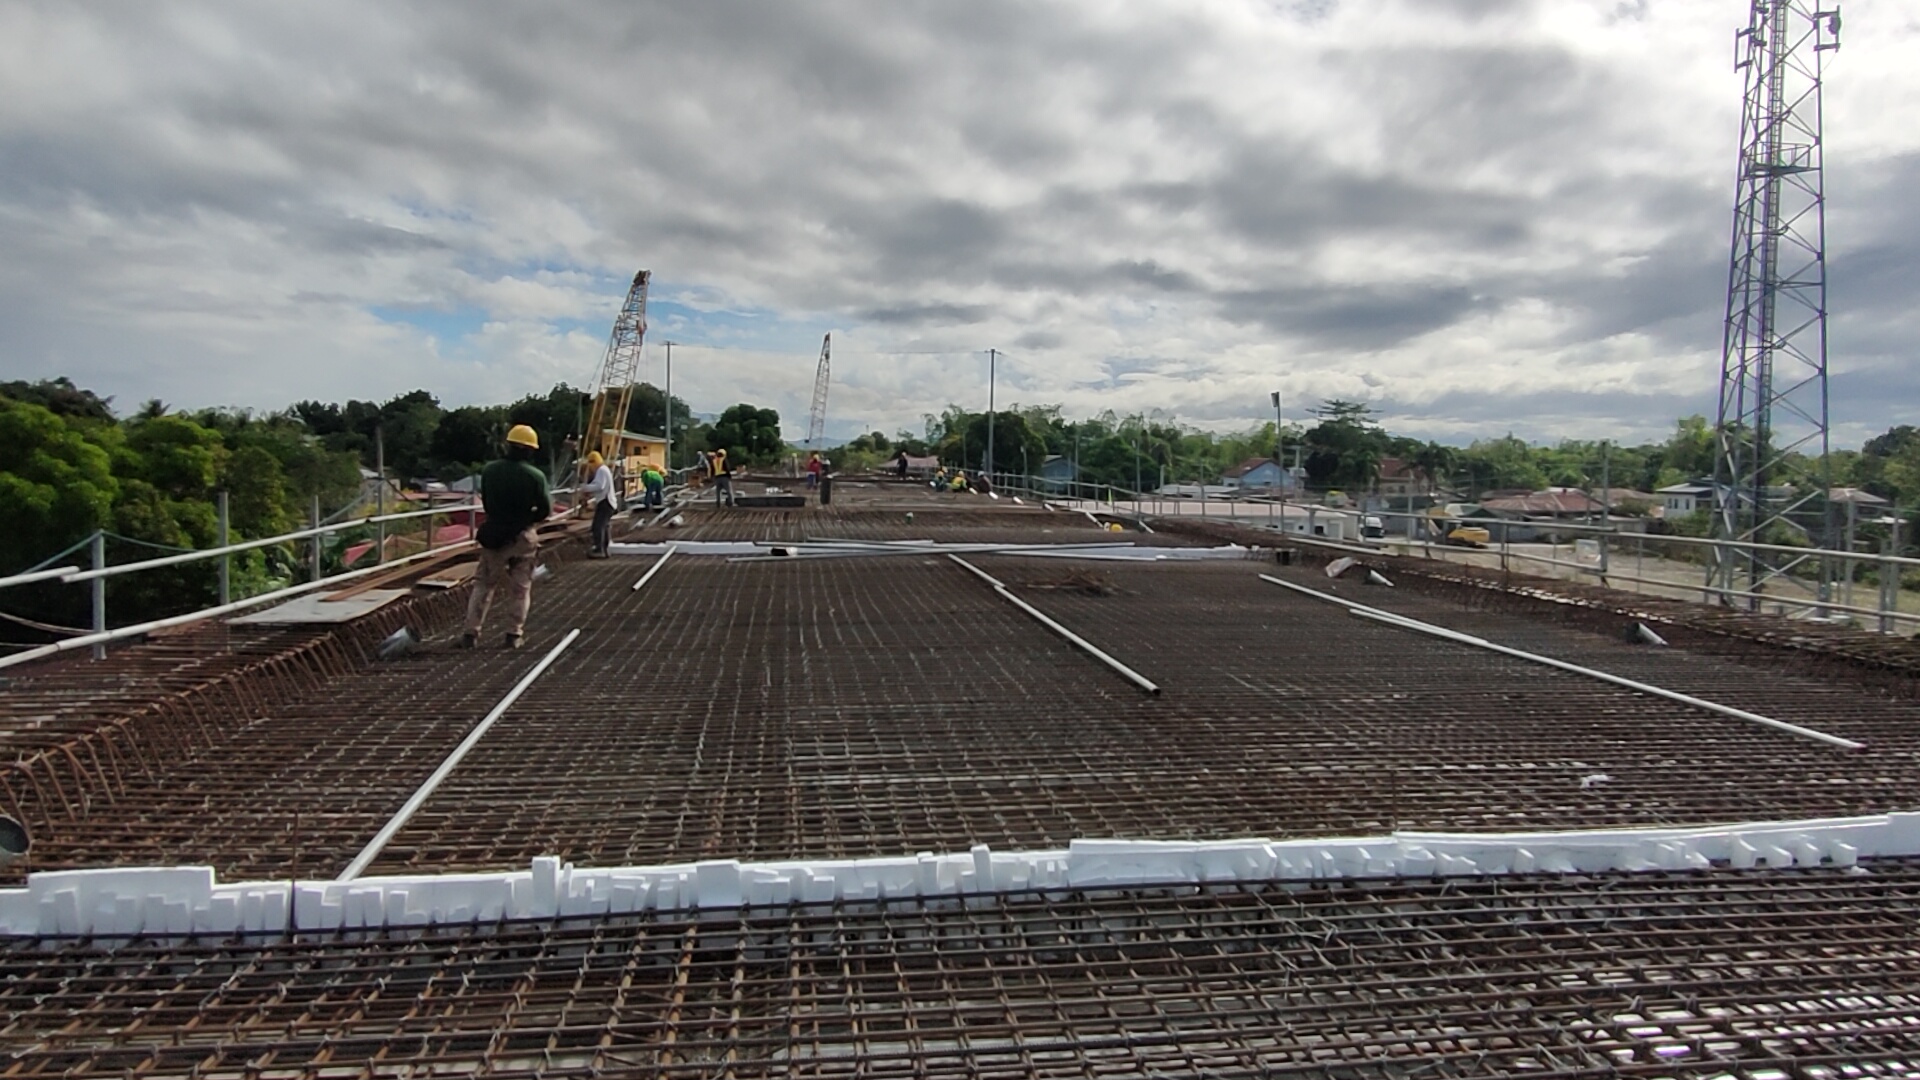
[985,349,997,479]
[374,424,386,565]
[663,341,674,471]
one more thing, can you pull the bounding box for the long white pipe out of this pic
[950,555,1160,695]
[1259,573,1864,751]
[0,565,80,590]
[631,545,676,591]
[338,628,581,880]
[59,503,477,584]
[0,542,470,671]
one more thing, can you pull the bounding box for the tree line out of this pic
[0,377,783,640]
[6,375,1917,640]
[836,399,1920,520]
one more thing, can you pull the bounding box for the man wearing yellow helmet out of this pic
[577,450,618,558]
[464,424,551,649]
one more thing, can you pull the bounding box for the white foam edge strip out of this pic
[8,813,1912,940]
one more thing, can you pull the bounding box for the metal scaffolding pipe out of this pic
[0,542,470,672]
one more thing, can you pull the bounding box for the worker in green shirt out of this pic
[464,424,551,649]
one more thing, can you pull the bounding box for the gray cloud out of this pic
[0,0,1914,449]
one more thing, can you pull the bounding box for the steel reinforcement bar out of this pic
[0,588,472,844]
[5,862,1920,1076]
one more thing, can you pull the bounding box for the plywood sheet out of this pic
[229,589,410,625]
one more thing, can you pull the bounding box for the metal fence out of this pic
[970,470,1920,634]
[0,500,479,669]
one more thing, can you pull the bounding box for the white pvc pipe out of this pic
[0,565,80,590]
[631,545,677,591]
[950,555,1160,695]
[338,628,581,880]
[1258,573,1864,751]
[59,503,478,584]
[0,542,470,671]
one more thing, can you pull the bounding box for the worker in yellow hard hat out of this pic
[949,469,969,492]
[578,450,618,558]
[464,424,551,649]
[710,447,735,507]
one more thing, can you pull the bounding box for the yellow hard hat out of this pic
[584,451,604,466]
[506,424,539,449]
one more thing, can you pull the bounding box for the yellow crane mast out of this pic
[582,270,651,467]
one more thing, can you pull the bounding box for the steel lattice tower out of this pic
[806,333,831,448]
[1712,1,1842,606]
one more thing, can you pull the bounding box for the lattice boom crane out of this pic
[583,270,650,465]
[806,332,831,448]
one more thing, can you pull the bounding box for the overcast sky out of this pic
[2,1,1914,447]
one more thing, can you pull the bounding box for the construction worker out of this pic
[578,450,617,558]
[805,452,824,491]
[710,447,734,507]
[641,463,665,509]
[949,469,969,493]
[465,424,550,649]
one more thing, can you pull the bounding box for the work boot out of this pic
[459,631,478,649]
[502,632,523,649]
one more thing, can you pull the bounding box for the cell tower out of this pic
[1712,2,1841,607]
[806,333,831,448]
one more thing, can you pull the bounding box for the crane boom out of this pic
[806,332,831,447]
[583,270,650,465]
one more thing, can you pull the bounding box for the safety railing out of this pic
[969,470,1918,634]
[0,499,481,666]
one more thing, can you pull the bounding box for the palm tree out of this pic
[1412,441,1457,495]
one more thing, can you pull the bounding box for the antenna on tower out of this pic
[807,333,831,448]
[1711,1,1842,609]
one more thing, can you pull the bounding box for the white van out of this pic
[1361,515,1386,540]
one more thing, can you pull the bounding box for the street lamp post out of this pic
[1271,391,1283,487]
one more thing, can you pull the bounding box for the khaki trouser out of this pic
[465,529,538,636]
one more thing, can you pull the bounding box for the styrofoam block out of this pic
[1884,813,1920,855]
[204,895,238,933]
[1830,841,1859,868]
[799,869,837,904]
[972,844,993,884]
[531,857,561,915]
[1397,846,1436,877]
[1535,851,1576,873]
[695,860,743,909]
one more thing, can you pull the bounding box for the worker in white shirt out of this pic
[579,451,619,558]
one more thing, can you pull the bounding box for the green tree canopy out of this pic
[709,404,783,462]
[0,398,118,571]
